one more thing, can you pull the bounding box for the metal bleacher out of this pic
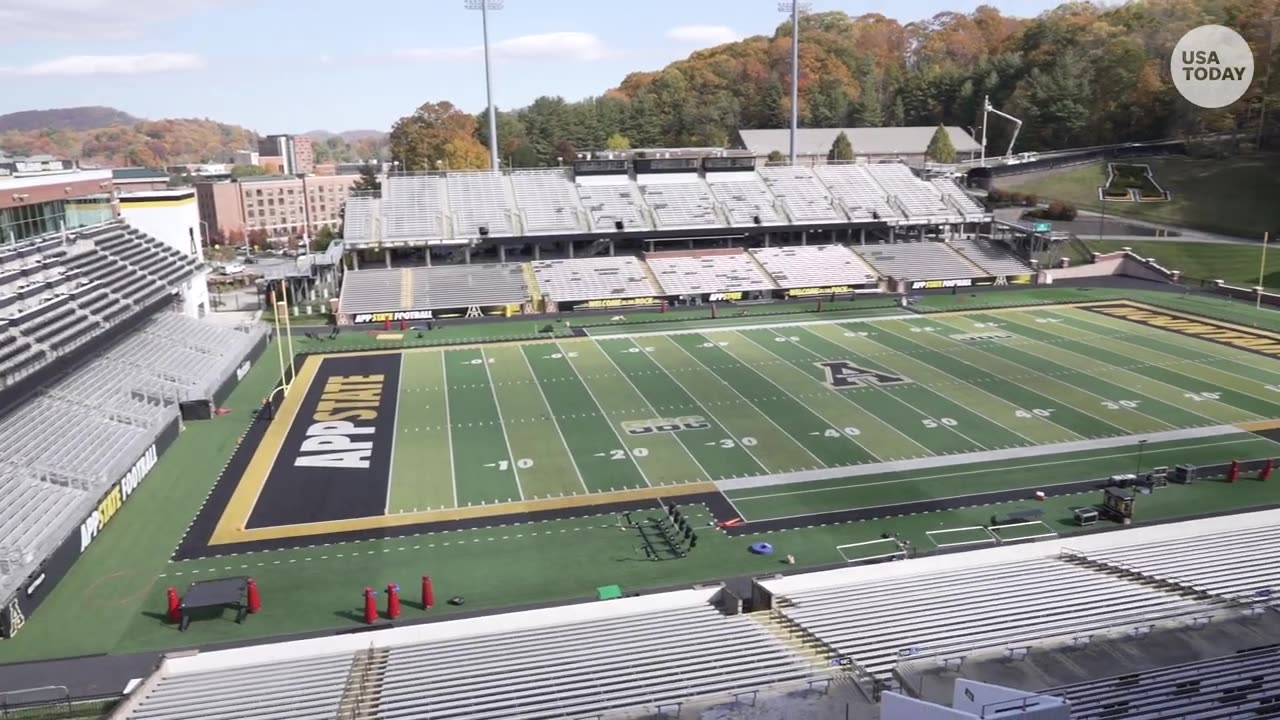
[949,238,1034,275]
[341,195,376,243]
[750,245,879,288]
[637,177,723,228]
[771,557,1207,682]
[511,170,585,234]
[932,177,988,220]
[814,165,901,222]
[646,253,777,296]
[118,591,818,720]
[1044,644,1280,719]
[532,256,659,303]
[705,174,783,225]
[575,177,651,231]
[383,175,447,243]
[756,166,845,223]
[855,241,982,280]
[865,164,955,222]
[447,171,515,238]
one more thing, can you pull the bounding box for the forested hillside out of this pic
[391,0,1278,170]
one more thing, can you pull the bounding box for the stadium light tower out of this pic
[778,1,812,165]
[466,0,503,171]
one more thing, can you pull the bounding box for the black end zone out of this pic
[247,354,400,529]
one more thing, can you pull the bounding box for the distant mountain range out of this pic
[0,106,141,134]
[0,106,388,167]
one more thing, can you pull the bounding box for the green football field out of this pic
[7,290,1280,665]
[377,302,1280,520]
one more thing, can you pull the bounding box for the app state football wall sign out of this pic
[816,361,910,388]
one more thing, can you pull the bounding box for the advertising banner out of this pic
[908,274,1033,291]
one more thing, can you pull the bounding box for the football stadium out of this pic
[2,7,1280,720]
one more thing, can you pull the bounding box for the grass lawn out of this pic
[998,154,1280,239]
[1081,240,1280,288]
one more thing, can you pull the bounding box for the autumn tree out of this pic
[232,164,266,178]
[829,131,854,161]
[766,150,785,163]
[313,224,336,251]
[926,125,957,163]
[606,133,632,150]
[390,101,490,171]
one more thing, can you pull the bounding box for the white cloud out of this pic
[0,53,207,77]
[397,32,611,64]
[0,0,227,38]
[664,25,741,46]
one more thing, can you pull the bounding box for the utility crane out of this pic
[980,95,1023,166]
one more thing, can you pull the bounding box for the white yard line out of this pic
[594,339,716,483]
[442,354,457,508]
[557,342,653,488]
[794,325,991,450]
[662,335,828,469]
[481,347,526,501]
[517,346,590,494]
[385,353,404,515]
[625,337,772,476]
[716,424,1246,493]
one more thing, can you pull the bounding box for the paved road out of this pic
[994,208,1256,245]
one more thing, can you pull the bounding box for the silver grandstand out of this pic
[0,220,266,605]
[344,159,993,251]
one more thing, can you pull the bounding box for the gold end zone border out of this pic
[208,334,710,546]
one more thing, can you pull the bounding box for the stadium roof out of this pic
[112,167,169,180]
[738,126,982,157]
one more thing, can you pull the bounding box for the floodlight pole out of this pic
[467,0,503,171]
[1259,231,1271,309]
[778,2,811,166]
[1258,17,1277,150]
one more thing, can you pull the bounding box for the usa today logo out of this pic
[1171,25,1254,109]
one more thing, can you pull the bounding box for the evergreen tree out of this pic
[926,125,957,163]
[828,131,854,161]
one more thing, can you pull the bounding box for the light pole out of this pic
[1134,438,1148,479]
[778,1,812,166]
[466,0,503,172]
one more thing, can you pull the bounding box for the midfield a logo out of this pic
[2,599,25,638]
[816,361,910,389]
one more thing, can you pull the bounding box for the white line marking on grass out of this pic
[385,352,404,515]
[517,346,590,494]
[588,312,909,340]
[716,330,884,461]
[556,341,652,487]
[871,320,1077,443]
[719,427,1248,496]
[594,337,716,484]
[482,347,526,501]
[997,311,1226,425]
[665,334,828,469]
[442,352,458,509]
[920,314,1132,437]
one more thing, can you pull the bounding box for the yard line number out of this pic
[921,417,958,428]
[1183,391,1221,402]
[488,458,534,470]
[1101,400,1141,409]
[1014,408,1056,418]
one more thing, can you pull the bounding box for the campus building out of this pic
[257,134,314,175]
[736,126,983,166]
[0,156,116,242]
[195,173,357,242]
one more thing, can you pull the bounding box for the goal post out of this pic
[836,537,907,563]
[925,525,998,550]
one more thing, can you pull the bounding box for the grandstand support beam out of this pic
[498,244,506,263]
[466,0,504,172]
[533,244,541,260]
[385,250,391,269]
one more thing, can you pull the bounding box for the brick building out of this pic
[196,173,356,243]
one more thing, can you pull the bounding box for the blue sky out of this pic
[0,0,1060,133]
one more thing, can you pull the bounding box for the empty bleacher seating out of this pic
[814,165,900,222]
[1045,645,1280,720]
[751,245,879,288]
[646,252,777,295]
[949,238,1033,275]
[866,164,954,221]
[772,558,1206,681]
[706,175,783,225]
[532,257,659,302]
[341,195,376,242]
[575,178,651,231]
[511,170,584,233]
[408,264,528,310]
[383,175,447,242]
[638,178,722,228]
[447,171,515,237]
[757,166,844,222]
[855,242,982,280]
[932,177,987,219]
[336,268,403,318]
[119,591,816,720]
